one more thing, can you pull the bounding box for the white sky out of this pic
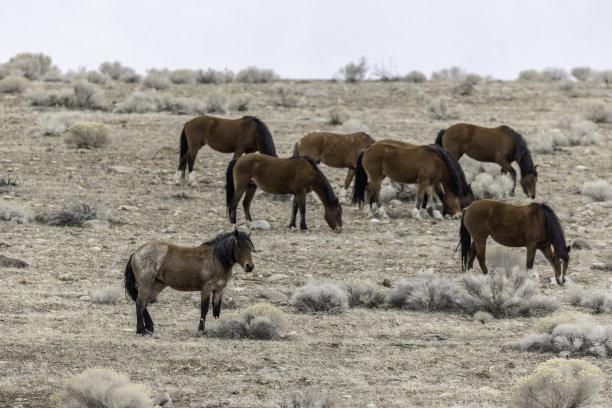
[2,0,611,80]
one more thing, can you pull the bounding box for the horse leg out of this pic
[525,243,538,270]
[412,182,428,220]
[339,169,355,203]
[290,196,299,230]
[297,192,308,231]
[498,159,516,196]
[135,297,148,335]
[467,244,477,269]
[186,146,201,187]
[212,288,226,319]
[142,281,166,333]
[229,177,249,225]
[473,239,488,275]
[198,285,212,332]
[242,182,257,223]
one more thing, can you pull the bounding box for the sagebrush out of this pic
[36,203,104,227]
[290,282,348,314]
[63,122,114,148]
[204,303,286,340]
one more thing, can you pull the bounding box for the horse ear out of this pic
[233,228,240,238]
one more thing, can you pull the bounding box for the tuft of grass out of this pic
[63,122,114,149]
[91,287,123,305]
[204,303,286,340]
[235,66,279,83]
[143,73,171,90]
[337,57,368,83]
[581,180,612,201]
[0,75,30,93]
[228,94,251,111]
[328,108,348,125]
[346,282,386,308]
[290,282,348,314]
[567,284,612,314]
[280,390,337,408]
[36,203,104,227]
[0,199,34,223]
[28,112,86,137]
[387,270,464,311]
[511,359,605,408]
[584,102,612,124]
[474,311,493,324]
[50,367,152,408]
[427,97,460,120]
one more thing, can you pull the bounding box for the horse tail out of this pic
[245,116,277,157]
[459,210,471,271]
[225,159,238,211]
[425,145,470,199]
[503,126,535,177]
[178,124,189,176]
[435,129,445,146]
[535,203,569,263]
[292,141,300,157]
[124,254,138,302]
[352,150,368,207]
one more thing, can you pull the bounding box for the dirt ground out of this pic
[0,78,611,407]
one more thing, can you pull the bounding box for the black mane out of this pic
[293,155,340,208]
[243,116,277,157]
[203,231,254,269]
[424,145,471,198]
[501,126,536,178]
[532,203,569,262]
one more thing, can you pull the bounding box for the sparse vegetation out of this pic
[290,282,348,314]
[63,122,114,149]
[196,68,235,84]
[346,282,386,308]
[0,199,34,223]
[518,70,540,81]
[50,367,152,408]
[571,67,592,81]
[202,92,228,113]
[228,94,252,111]
[539,67,569,82]
[205,303,286,340]
[0,75,30,93]
[28,112,86,137]
[387,270,464,311]
[73,81,107,110]
[584,102,612,123]
[169,69,197,85]
[143,73,172,90]
[511,359,605,408]
[99,61,140,83]
[3,52,52,80]
[337,57,368,83]
[568,284,612,313]
[272,83,298,107]
[235,66,279,83]
[280,390,337,408]
[328,108,348,125]
[403,70,427,83]
[91,287,123,305]
[36,203,104,227]
[427,97,459,120]
[581,180,612,201]
[86,70,110,85]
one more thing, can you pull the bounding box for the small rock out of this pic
[559,350,571,359]
[571,238,591,250]
[82,220,110,230]
[153,391,171,406]
[109,165,135,174]
[382,278,393,288]
[476,369,491,378]
[79,295,91,301]
[118,205,138,212]
[0,255,27,268]
[591,262,612,271]
[506,362,516,369]
[261,291,288,302]
[267,273,288,282]
[251,220,270,230]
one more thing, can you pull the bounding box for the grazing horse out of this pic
[174,115,277,186]
[352,142,473,219]
[292,131,375,200]
[225,154,342,232]
[459,200,570,284]
[435,123,538,198]
[124,229,255,335]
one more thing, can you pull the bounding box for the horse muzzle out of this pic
[334,227,342,234]
[245,264,254,272]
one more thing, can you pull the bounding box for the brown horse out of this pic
[174,115,277,186]
[225,154,342,232]
[352,142,473,219]
[435,123,538,198]
[124,229,255,335]
[292,131,375,200]
[459,200,570,284]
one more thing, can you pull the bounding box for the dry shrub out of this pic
[50,367,152,408]
[337,57,368,82]
[473,311,493,324]
[4,52,52,80]
[581,180,612,201]
[518,70,540,81]
[584,102,612,123]
[554,118,601,146]
[197,68,235,84]
[486,248,526,273]
[427,97,460,120]
[571,67,592,81]
[290,282,348,314]
[462,269,559,318]
[202,92,228,113]
[539,67,569,82]
[228,94,251,111]
[469,171,513,200]
[346,282,386,308]
[328,108,348,125]
[595,70,612,86]
[271,83,299,108]
[91,287,123,305]
[86,70,110,85]
[0,199,34,223]
[73,81,107,110]
[37,203,104,227]
[280,390,337,408]
[114,91,162,113]
[168,69,197,84]
[25,88,72,107]
[387,270,464,311]
[205,303,286,340]
[403,70,427,83]
[63,122,114,149]
[235,66,279,83]
[567,284,612,314]
[371,60,400,82]
[533,312,586,334]
[28,112,86,137]
[143,73,171,90]
[511,359,605,408]
[99,61,140,83]
[42,68,67,83]
[0,75,30,93]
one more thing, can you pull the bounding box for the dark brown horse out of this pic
[124,229,255,335]
[352,142,473,219]
[225,154,342,232]
[174,115,277,186]
[435,123,538,198]
[459,200,570,284]
[292,131,375,200]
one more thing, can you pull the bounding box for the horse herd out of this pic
[124,114,570,335]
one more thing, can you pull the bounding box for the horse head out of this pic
[520,165,538,199]
[233,229,254,272]
[460,183,474,209]
[324,197,343,233]
[553,245,571,285]
[443,192,463,219]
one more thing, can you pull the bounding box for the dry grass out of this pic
[0,75,30,93]
[36,203,104,227]
[0,199,34,223]
[205,303,286,340]
[427,96,460,120]
[235,66,279,83]
[143,73,172,90]
[581,180,612,201]
[63,122,114,148]
[346,282,387,308]
[387,270,464,312]
[290,282,348,314]
[28,112,86,137]
[91,287,124,305]
[567,284,612,313]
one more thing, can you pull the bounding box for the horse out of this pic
[292,131,375,200]
[352,141,473,220]
[459,200,570,285]
[225,154,342,232]
[174,115,277,186]
[124,229,255,335]
[435,123,538,198]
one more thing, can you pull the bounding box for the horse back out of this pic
[364,143,433,183]
[444,123,514,162]
[185,116,257,154]
[301,132,373,168]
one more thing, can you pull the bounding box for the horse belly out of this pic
[489,230,526,248]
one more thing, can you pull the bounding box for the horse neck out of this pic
[312,180,335,211]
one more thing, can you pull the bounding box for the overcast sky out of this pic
[2,0,610,80]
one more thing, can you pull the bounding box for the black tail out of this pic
[459,211,471,271]
[425,145,471,200]
[435,129,445,146]
[352,150,368,207]
[178,125,189,176]
[534,203,569,263]
[225,159,238,212]
[124,254,138,301]
[292,141,300,157]
[244,116,277,157]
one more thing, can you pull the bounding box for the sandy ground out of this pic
[0,78,611,407]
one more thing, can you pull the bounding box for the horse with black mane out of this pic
[124,229,255,335]
[435,123,538,198]
[352,141,473,219]
[292,131,375,200]
[459,199,570,284]
[226,154,342,232]
[174,115,277,186]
